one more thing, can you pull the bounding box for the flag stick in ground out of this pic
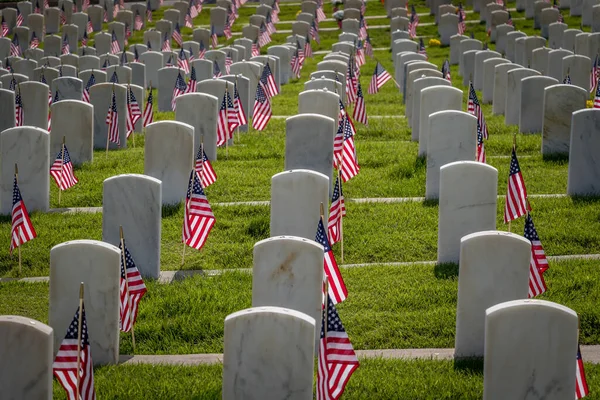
[120,225,136,352]
[129,82,136,148]
[507,133,517,233]
[106,83,115,158]
[58,136,65,206]
[76,282,84,397]
[15,163,21,274]
[181,165,194,265]
[338,168,344,264]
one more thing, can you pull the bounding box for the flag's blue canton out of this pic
[13,176,22,206]
[86,74,96,90]
[134,46,139,59]
[315,218,332,252]
[200,40,205,51]
[214,60,220,74]
[147,90,153,103]
[58,147,72,164]
[256,83,267,102]
[260,63,273,84]
[357,82,363,97]
[524,214,539,241]
[339,99,345,112]
[110,91,117,112]
[187,170,206,199]
[112,30,117,41]
[53,91,59,103]
[469,84,480,106]
[226,90,234,108]
[129,87,138,103]
[374,63,384,77]
[477,121,483,145]
[119,240,136,275]
[179,47,186,60]
[102,58,109,68]
[64,306,90,345]
[332,176,342,202]
[220,92,227,110]
[40,74,47,84]
[344,117,353,139]
[15,90,22,107]
[190,66,196,80]
[509,150,522,175]
[320,296,347,338]
[9,77,17,90]
[110,71,119,83]
[175,73,187,90]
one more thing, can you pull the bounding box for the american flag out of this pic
[10,35,21,57]
[442,59,451,82]
[252,83,272,130]
[223,18,232,40]
[591,54,599,93]
[15,89,23,126]
[83,0,90,10]
[1,16,8,37]
[172,72,187,111]
[101,57,110,71]
[225,89,239,132]
[554,0,564,22]
[213,60,222,78]
[189,0,199,18]
[106,90,120,145]
[161,31,171,51]
[110,31,119,54]
[109,70,119,83]
[310,20,320,44]
[327,176,346,245]
[48,91,58,131]
[9,75,18,91]
[182,170,216,250]
[124,23,131,46]
[119,239,147,333]
[364,35,373,57]
[34,0,41,13]
[355,41,365,67]
[165,54,173,67]
[304,35,313,58]
[217,91,231,146]
[195,145,217,187]
[359,16,367,40]
[564,74,571,84]
[185,9,193,28]
[135,10,143,30]
[260,63,279,97]
[467,82,488,139]
[87,16,93,34]
[186,66,197,93]
[50,145,78,191]
[259,23,271,47]
[10,175,37,253]
[458,11,466,35]
[103,3,108,22]
[291,47,302,78]
[346,62,358,104]
[173,23,183,47]
[458,2,466,19]
[146,0,153,22]
[126,86,141,136]
[368,62,392,94]
[143,89,153,127]
[504,148,531,223]
[316,6,326,22]
[29,32,39,49]
[52,305,96,400]
[82,30,88,47]
[524,214,547,298]
[225,52,233,74]
[594,81,600,108]
[83,73,95,103]
[16,9,24,26]
[408,4,419,38]
[317,296,358,400]
[147,40,152,51]
[265,12,276,34]
[199,40,206,59]
[338,100,357,136]
[252,40,260,57]
[211,25,218,49]
[418,38,428,59]
[476,119,486,163]
[576,345,589,399]
[353,82,368,125]
[315,218,348,304]
[178,48,190,74]
[341,116,359,182]
[507,10,513,25]
[234,83,247,126]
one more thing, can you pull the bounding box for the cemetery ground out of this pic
[2,0,600,397]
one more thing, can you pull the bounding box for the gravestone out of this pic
[87,5,103,32]
[483,58,510,104]
[79,56,100,73]
[418,86,463,156]
[94,32,111,55]
[455,231,531,358]
[268,46,293,84]
[34,67,59,84]
[540,8,560,38]
[403,61,437,102]
[505,31,527,63]
[0,316,53,399]
[392,39,418,61]
[304,77,343,99]
[79,69,107,85]
[192,59,214,83]
[513,36,527,66]
[438,161,498,263]
[252,236,324,345]
[19,81,49,130]
[102,174,162,279]
[89,82,127,149]
[450,34,469,65]
[549,22,567,48]
[144,121,194,205]
[547,48,573,81]
[459,39,483,76]
[206,49,227,77]
[0,89,15,133]
[223,307,315,400]
[285,114,334,186]
[568,109,600,194]
[490,11,509,42]
[483,300,578,400]
[395,53,426,91]
[474,50,502,90]
[562,54,591,91]
[0,73,27,88]
[50,100,93,164]
[409,75,449,134]
[51,76,83,100]
[27,13,44,42]
[140,51,163,88]
[72,12,87,39]
[496,24,515,54]
[520,76,559,133]
[157,67,181,111]
[542,84,587,155]
[531,46,551,73]
[439,14,459,46]
[105,65,131,84]
[406,69,444,123]
[60,53,79,68]
[563,29,582,52]
[270,169,329,240]
[49,240,120,365]
[13,58,37,80]
[251,56,281,90]
[505,68,541,126]
[426,111,477,199]
[298,89,339,137]
[127,62,146,90]
[143,30,161,52]
[175,93,218,161]
[210,7,228,36]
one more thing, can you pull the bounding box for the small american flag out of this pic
[124,23,131,46]
[225,52,233,74]
[252,40,260,57]
[161,31,171,51]
[182,170,215,250]
[103,3,108,22]
[476,119,486,163]
[315,218,348,304]
[408,4,419,38]
[364,34,374,57]
[353,81,368,125]
[119,49,127,66]
[16,9,24,26]
[185,9,193,28]
[310,20,320,44]
[317,296,358,400]
[173,23,183,47]
[178,48,190,74]
[316,6,326,22]
[82,30,88,47]
[48,91,58,132]
[172,72,187,111]
[265,12,276,34]
[119,239,147,333]
[189,0,199,18]
[225,89,239,132]
[34,0,41,13]
[10,175,37,253]
[87,16,93,34]
[83,73,95,103]
[252,83,272,131]
[106,90,120,145]
[126,86,141,137]
[109,70,119,83]
[1,16,8,37]
[195,145,217,187]
[210,25,218,49]
[110,31,119,54]
[591,54,599,93]
[259,22,272,47]
[368,62,392,94]
[524,214,547,298]
[346,62,358,104]
[29,32,39,49]
[213,60,222,78]
[134,10,143,30]
[165,54,173,67]
[234,83,247,126]
[15,89,23,126]
[10,35,21,57]
[467,82,488,139]
[199,40,206,59]
[594,81,600,108]
[564,74,572,84]
[356,41,366,67]
[576,345,589,399]
[291,47,302,78]
[101,58,110,71]
[304,35,313,58]
[52,304,96,400]
[50,145,78,191]
[442,59,451,82]
[341,116,359,182]
[143,89,153,127]
[327,176,346,245]
[186,66,197,93]
[146,0,153,22]
[217,91,231,146]
[553,0,564,22]
[260,62,279,97]
[458,10,466,35]
[507,10,513,25]
[223,18,232,40]
[418,38,428,59]
[504,148,531,223]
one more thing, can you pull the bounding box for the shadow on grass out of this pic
[163,203,183,218]
[422,198,439,208]
[570,195,600,205]
[245,216,270,239]
[453,357,484,374]
[434,262,459,279]
[542,153,569,164]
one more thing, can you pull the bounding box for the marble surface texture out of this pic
[175,93,218,161]
[298,89,340,138]
[50,100,94,165]
[52,76,83,101]
[418,86,463,156]
[409,75,448,136]
[568,109,600,195]
[90,82,128,150]
[543,84,587,155]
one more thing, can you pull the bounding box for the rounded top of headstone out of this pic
[254,235,324,251]
[271,169,329,182]
[0,315,53,335]
[440,160,499,173]
[103,173,162,187]
[486,299,578,318]
[51,239,120,254]
[225,306,316,326]
[461,230,532,246]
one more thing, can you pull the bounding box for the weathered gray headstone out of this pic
[298,89,339,137]
[519,76,559,133]
[418,86,463,156]
[51,76,83,100]
[50,100,93,164]
[90,82,127,149]
[505,68,541,125]
[542,84,588,155]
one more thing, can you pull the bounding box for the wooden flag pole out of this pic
[373,56,400,88]
[58,136,66,206]
[106,83,115,158]
[76,282,84,399]
[182,170,193,265]
[120,226,135,353]
[15,163,21,274]
[128,83,136,149]
[339,169,344,265]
